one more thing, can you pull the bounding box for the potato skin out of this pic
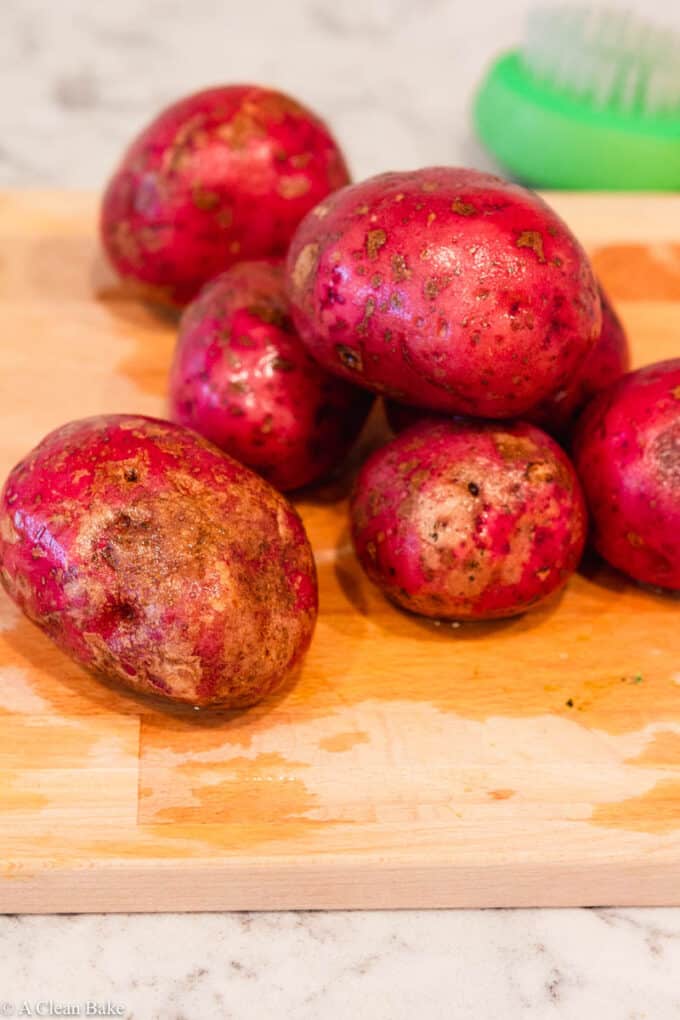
[101,85,350,305]
[526,283,630,436]
[572,359,680,591]
[0,415,318,707]
[286,167,600,418]
[350,419,586,620]
[169,261,373,491]
[385,283,629,440]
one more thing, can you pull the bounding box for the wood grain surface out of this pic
[0,191,678,912]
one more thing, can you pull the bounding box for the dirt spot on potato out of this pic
[424,276,451,300]
[516,231,546,263]
[162,113,208,172]
[451,198,476,216]
[247,91,306,123]
[366,229,387,260]
[526,461,555,484]
[652,423,680,483]
[214,111,259,151]
[191,186,220,211]
[278,176,311,200]
[391,254,410,282]
[493,433,537,461]
[291,243,319,294]
[0,515,19,545]
[335,344,363,372]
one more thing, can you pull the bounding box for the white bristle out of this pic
[521,5,680,116]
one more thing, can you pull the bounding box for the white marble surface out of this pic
[1,908,680,1018]
[2,0,680,1016]
[2,0,677,188]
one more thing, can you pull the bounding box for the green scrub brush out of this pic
[474,6,680,190]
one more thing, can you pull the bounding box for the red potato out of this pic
[350,419,587,620]
[286,167,600,418]
[384,282,630,439]
[101,85,350,305]
[573,359,680,591]
[526,283,630,436]
[0,415,318,707]
[169,260,373,491]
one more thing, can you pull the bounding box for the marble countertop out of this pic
[2,0,680,1016]
[2,908,680,1018]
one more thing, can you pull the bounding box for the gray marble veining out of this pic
[1,908,680,1018]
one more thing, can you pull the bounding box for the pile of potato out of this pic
[0,85,677,709]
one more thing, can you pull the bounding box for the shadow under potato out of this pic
[579,545,680,604]
[294,398,390,508]
[91,250,182,329]
[2,611,303,729]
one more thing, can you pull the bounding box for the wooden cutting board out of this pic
[0,191,678,913]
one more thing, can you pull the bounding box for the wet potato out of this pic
[350,419,587,620]
[0,415,318,707]
[525,282,630,438]
[384,282,630,441]
[573,358,680,591]
[101,85,350,305]
[286,167,601,419]
[169,260,373,491]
